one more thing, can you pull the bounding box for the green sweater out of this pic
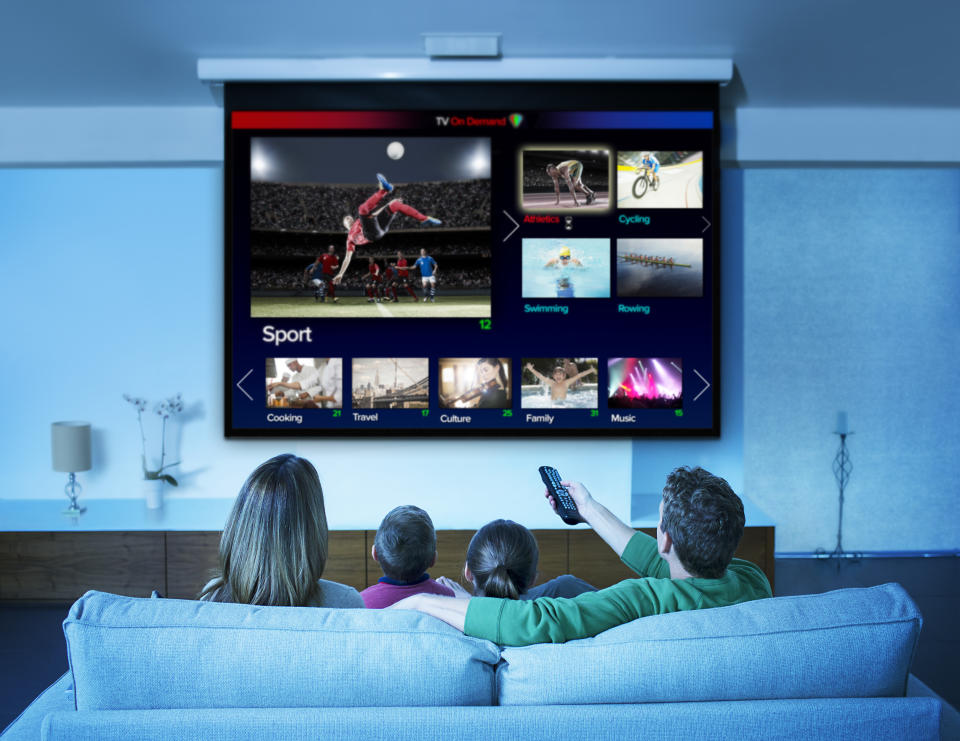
[463,531,772,646]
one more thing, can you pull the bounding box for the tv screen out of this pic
[225,82,719,436]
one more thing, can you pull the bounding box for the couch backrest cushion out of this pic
[497,583,922,705]
[64,591,499,711]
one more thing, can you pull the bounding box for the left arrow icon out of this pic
[237,369,254,401]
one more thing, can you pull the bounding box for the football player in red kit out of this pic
[332,174,441,285]
[319,245,340,302]
[381,264,399,303]
[365,257,383,302]
[393,250,419,301]
[304,245,341,303]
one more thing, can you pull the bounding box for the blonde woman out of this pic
[199,454,363,607]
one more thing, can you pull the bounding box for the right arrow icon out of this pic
[693,369,711,401]
[702,216,711,233]
[502,210,519,242]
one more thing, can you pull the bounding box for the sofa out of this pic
[2,582,956,740]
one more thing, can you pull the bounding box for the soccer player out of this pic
[319,245,340,302]
[304,257,325,302]
[365,257,383,303]
[393,250,419,301]
[414,248,439,303]
[546,160,596,207]
[303,246,340,303]
[332,174,441,285]
[381,263,399,303]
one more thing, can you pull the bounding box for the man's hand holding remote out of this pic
[545,479,637,559]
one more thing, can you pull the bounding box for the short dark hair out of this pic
[373,505,437,582]
[466,520,539,599]
[660,466,744,578]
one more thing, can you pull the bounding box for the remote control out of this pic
[539,466,581,525]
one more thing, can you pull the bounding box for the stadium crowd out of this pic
[251,180,490,233]
[251,266,491,292]
[251,238,491,258]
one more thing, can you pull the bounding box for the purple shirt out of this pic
[361,574,455,609]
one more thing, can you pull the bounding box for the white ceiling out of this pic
[2,0,957,109]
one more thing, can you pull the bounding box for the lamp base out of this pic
[62,472,86,518]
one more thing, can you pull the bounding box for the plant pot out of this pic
[142,478,165,510]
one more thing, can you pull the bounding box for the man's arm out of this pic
[388,594,469,630]
[550,174,560,204]
[270,381,303,391]
[547,481,635,558]
[564,368,596,386]
[332,246,354,284]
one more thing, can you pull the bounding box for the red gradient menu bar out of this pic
[232,111,418,129]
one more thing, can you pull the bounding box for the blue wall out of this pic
[2,165,957,550]
[0,166,631,531]
[742,169,960,551]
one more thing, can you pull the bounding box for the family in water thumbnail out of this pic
[521,358,599,409]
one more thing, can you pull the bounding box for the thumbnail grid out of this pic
[263,356,685,415]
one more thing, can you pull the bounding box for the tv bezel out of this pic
[224,81,721,438]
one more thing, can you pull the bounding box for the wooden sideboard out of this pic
[0,526,774,602]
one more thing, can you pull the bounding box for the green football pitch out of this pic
[251,295,490,318]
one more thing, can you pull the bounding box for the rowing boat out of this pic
[620,255,692,267]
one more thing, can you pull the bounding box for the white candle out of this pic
[836,411,848,435]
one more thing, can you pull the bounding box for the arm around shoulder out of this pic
[388,593,470,631]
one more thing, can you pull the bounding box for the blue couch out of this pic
[2,583,954,740]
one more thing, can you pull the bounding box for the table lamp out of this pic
[52,421,91,516]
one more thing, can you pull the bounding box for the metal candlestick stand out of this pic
[817,432,861,560]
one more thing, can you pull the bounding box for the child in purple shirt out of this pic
[362,505,455,609]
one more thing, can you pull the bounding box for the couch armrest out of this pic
[908,673,959,741]
[0,673,73,741]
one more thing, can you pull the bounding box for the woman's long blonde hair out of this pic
[199,454,328,606]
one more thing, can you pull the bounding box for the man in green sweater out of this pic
[390,467,772,645]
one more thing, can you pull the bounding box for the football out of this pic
[387,141,404,160]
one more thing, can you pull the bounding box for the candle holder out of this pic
[817,430,861,560]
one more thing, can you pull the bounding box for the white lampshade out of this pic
[51,421,92,473]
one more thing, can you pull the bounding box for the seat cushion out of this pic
[64,591,499,710]
[497,583,922,705]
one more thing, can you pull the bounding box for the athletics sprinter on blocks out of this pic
[331,173,441,285]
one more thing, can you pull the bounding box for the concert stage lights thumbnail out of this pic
[607,357,682,410]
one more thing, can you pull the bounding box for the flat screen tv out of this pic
[225,82,719,436]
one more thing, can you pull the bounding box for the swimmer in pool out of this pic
[544,245,583,268]
[525,362,597,401]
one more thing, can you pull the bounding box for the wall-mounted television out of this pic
[225,82,719,436]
